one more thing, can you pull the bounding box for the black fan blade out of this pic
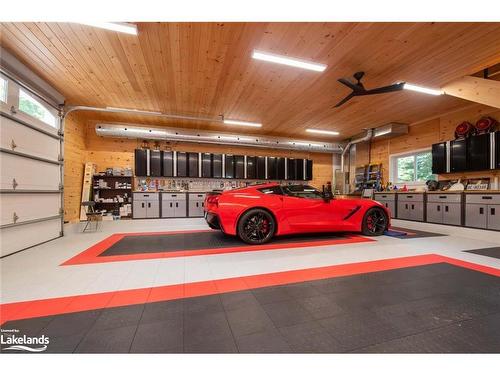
[363,82,405,95]
[334,92,355,108]
[337,77,363,92]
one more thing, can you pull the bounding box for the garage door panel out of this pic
[1,153,61,190]
[0,115,60,161]
[0,193,61,226]
[0,217,61,257]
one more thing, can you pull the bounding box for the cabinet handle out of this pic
[445,205,449,212]
[148,202,151,208]
[407,195,413,198]
[411,204,415,210]
[437,205,440,212]
[439,196,446,199]
[176,202,178,208]
[405,204,408,209]
[144,194,149,197]
[142,202,145,208]
[202,202,204,207]
[492,207,496,216]
[170,202,172,208]
[480,207,484,215]
[481,196,493,200]
[196,202,199,207]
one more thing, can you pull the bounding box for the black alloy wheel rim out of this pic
[366,209,387,234]
[243,212,273,242]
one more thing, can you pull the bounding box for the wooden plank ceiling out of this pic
[1,22,500,140]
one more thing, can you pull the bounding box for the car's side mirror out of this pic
[322,191,334,202]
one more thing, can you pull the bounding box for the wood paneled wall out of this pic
[63,113,87,222]
[359,104,500,184]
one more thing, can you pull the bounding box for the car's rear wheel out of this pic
[237,209,276,244]
[362,207,388,236]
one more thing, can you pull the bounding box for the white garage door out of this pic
[0,71,63,257]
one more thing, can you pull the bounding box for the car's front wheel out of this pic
[361,207,388,236]
[237,209,276,244]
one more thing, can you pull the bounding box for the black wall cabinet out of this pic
[188,152,199,177]
[496,131,500,169]
[450,138,467,173]
[267,157,277,180]
[212,154,223,178]
[202,153,212,178]
[150,150,162,177]
[296,159,305,180]
[256,156,266,179]
[431,142,447,174]
[134,149,315,181]
[277,157,286,180]
[135,149,147,177]
[225,155,235,178]
[235,155,245,179]
[176,152,188,177]
[162,151,174,177]
[468,133,490,171]
[306,159,313,181]
[287,158,297,180]
[246,156,256,179]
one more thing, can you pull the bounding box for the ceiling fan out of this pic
[334,71,405,107]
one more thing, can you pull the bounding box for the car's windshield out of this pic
[282,185,323,199]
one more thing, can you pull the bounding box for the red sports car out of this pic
[204,183,389,244]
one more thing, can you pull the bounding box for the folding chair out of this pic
[81,201,103,232]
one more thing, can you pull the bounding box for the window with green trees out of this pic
[18,89,56,127]
[393,151,433,183]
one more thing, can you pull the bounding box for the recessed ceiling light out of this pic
[78,22,138,35]
[223,119,262,127]
[403,83,443,96]
[252,50,327,72]
[106,107,161,115]
[306,129,340,136]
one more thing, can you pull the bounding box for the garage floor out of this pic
[1,219,499,353]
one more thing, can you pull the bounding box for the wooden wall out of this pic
[63,113,87,222]
[359,104,500,184]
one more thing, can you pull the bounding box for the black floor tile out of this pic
[183,311,233,347]
[183,295,223,314]
[90,304,144,331]
[75,325,138,353]
[464,246,500,260]
[225,305,275,337]
[260,299,314,328]
[139,300,184,324]
[43,333,86,353]
[220,291,261,311]
[295,295,345,320]
[279,321,343,353]
[236,329,292,353]
[130,320,183,353]
[252,285,293,305]
[0,316,53,337]
[40,309,101,337]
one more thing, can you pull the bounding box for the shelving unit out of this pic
[92,175,133,218]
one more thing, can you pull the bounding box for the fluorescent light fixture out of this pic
[252,50,327,72]
[106,107,161,115]
[223,119,262,127]
[306,129,340,136]
[78,22,138,35]
[403,83,443,96]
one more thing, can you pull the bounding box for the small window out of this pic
[258,186,283,195]
[392,150,434,184]
[282,185,323,199]
[18,89,57,127]
[0,76,7,103]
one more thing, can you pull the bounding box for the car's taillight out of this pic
[206,195,219,207]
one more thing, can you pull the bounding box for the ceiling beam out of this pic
[443,76,500,109]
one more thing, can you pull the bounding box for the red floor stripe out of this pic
[1,253,476,325]
[62,230,374,266]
